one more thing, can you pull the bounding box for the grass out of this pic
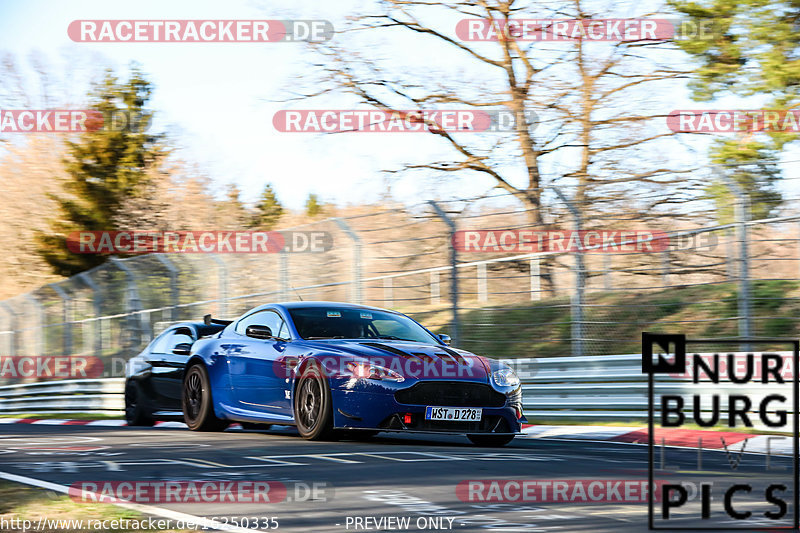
[413,280,800,358]
[0,481,189,532]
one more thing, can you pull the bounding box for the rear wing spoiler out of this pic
[203,314,233,326]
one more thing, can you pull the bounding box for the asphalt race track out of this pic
[0,424,791,532]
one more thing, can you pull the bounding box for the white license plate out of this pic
[425,407,482,421]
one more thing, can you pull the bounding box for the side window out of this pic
[278,319,289,339]
[151,327,194,354]
[235,310,289,340]
[150,329,174,354]
[169,328,194,352]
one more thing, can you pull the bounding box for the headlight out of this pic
[492,367,520,387]
[346,361,405,382]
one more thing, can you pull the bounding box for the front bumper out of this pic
[330,379,524,434]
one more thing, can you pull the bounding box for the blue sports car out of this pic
[125,302,525,446]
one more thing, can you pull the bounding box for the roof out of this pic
[248,301,399,314]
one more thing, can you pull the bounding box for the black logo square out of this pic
[642,332,686,374]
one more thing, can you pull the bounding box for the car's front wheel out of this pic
[467,434,515,447]
[294,363,335,440]
[182,364,228,432]
[124,381,155,427]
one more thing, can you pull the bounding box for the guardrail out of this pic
[0,378,124,415]
[515,354,650,420]
[0,354,770,423]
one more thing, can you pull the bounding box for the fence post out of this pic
[0,303,17,357]
[24,294,45,357]
[48,284,72,357]
[279,249,290,301]
[661,250,671,287]
[719,172,752,340]
[477,263,488,302]
[209,255,228,317]
[429,201,460,345]
[110,257,148,351]
[530,257,541,300]
[383,278,393,308]
[154,254,180,321]
[333,218,363,305]
[725,228,737,280]
[430,271,441,305]
[552,186,585,357]
[603,253,612,291]
[77,272,103,357]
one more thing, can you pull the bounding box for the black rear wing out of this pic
[203,314,233,326]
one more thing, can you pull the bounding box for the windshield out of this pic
[288,307,440,344]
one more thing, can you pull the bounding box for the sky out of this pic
[0,0,798,211]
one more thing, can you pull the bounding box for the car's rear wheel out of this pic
[294,363,335,440]
[182,364,227,431]
[124,381,155,427]
[467,434,515,447]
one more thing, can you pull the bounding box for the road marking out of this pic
[178,458,233,468]
[9,445,109,452]
[246,456,306,467]
[282,454,361,464]
[129,442,211,448]
[0,436,103,447]
[0,470,268,533]
[356,452,453,462]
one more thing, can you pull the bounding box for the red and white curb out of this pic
[0,418,209,429]
[521,424,791,455]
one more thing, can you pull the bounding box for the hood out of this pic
[296,339,491,382]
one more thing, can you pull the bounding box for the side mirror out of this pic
[246,325,273,340]
[438,334,452,346]
[172,342,192,356]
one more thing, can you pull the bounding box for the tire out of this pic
[124,381,155,427]
[182,364,228,432]
[240,422,272,431]
[467,434,515,447]
[294,363,335,440]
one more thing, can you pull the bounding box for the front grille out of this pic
[395,381,506,408]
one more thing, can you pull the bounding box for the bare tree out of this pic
[296,0,698,294]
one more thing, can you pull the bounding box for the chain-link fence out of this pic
[2,186,800,384]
